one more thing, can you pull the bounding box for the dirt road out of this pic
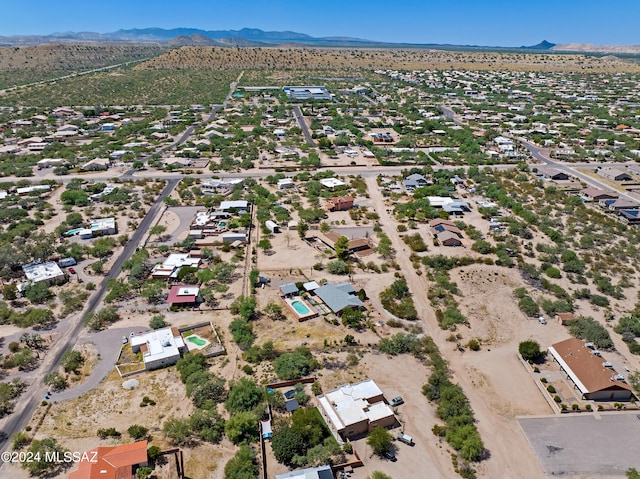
[365,176,545,478]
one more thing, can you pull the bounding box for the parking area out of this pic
[518,412,640,476]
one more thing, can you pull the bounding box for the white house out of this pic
[129,327,186,370]
[22,262,65,285]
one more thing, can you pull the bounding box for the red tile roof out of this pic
[69,441,148,479]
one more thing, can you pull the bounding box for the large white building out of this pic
[22,262,65,284]
[129,327,186,370]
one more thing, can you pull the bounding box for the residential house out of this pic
[597,167,632,182]
[326,196,354,212]
[151,253,201,281]
[277,178,295,190]
[436,230,464,247]
[276,465,333,479]
[313,283,365,315]
[130,327,186,370]
[537,167,569,181]
[317,379,395,439]
[167,285,200,308]
[548,337,635,401]
[90,217,117,236]
[403,173,429,190]
[600,199,639,210]
[68,440,149,479]
[580,187,618,202]
[22,262,65,285]
[319,178,346,189]
[82,158,111,171]
[618,209,640,225]
[36,158,66,169]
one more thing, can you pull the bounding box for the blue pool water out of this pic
[65,228,83,236]
[291,301,311,315]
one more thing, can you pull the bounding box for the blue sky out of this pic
[2,0,639,46]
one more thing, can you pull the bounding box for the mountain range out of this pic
[0,28,638,53]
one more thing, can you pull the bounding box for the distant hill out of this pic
[1,27,639,55]
[167,34,219,47]
[520,40,556,50]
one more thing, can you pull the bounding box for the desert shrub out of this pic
[568,317,613,349]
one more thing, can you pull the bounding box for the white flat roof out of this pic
[319,178,346,188]
[22,262,64,282]
[319,379,390,429]
[219,200,249,210]
[91,217,115,229]
[130,327,185,365]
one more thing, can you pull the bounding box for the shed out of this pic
[265,220,280,233]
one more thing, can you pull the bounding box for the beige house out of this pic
[318,379,395,438]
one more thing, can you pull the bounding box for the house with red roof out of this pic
[167,285,200,307]
[69,440,148,479]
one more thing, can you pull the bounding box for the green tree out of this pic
[141,280,165,304]
[334,235,350,261]
[149,224,167,241]
[224,410,259,444]
[263,302,285,321]
[2,283,17,301]
[149,314,167,330]
[274,347,317,380]
[22,438,68,476]
[297,220,309,240]
[376,234,393,258]
[367,426,393,455]
[519,340,544,362]
[44,372,68,391]
[271,427,305,464]
[163,417,192,445]
[136,467,153,479]
[61,349,84,374]
[368,472,393,479]
[225,378,263,413]
[25,282,53,304]
[128,424,149,440]
[147,445,162,461]
[627,467,640,479]
[258,238,272,252]
[224,445,258,479]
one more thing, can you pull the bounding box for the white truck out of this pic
[397,432,414,446]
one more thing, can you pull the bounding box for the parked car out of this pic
[397,432,414,446]
[68,267,76,274]
[390,396,404,407]
[122,336,128,344]
[383,450,397,462]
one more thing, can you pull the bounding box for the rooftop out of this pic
[548,337,633,396]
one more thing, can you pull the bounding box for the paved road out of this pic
[518,138,638,202]
[441,104,638,203]
[292,105,317,147]
[440,105,463,126]
[0,178,179,454]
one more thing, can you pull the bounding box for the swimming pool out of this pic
[65,228,83,236]
[185,334,209,349]
[291,300,311,315]
[282,297,318,321]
